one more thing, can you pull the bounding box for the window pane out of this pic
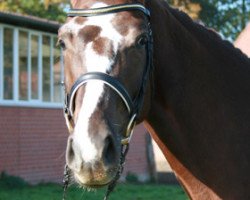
[31,35,39,99]
[42,36,51,102]
[19,31,28,100]
[53,39,61,102]
[3,28,13,100]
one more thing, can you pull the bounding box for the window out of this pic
[0,24,63,108]
[3,28,14,100]
[19,31,28,100]
[42,35,51,102]
[31,34,39,100]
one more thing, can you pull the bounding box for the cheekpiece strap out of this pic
[67,3,150,18]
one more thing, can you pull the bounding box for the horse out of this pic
[58,0,250,199]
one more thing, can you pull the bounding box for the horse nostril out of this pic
[103,135,117,165]
[66,138,75,164]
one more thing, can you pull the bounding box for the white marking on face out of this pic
[73,80,103,163]
[84,3,122,57]
[126,28,138,47]
[72,3,123,163]
[61,19,83,36]
[85,42,111,72]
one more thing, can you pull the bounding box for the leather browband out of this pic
[67,3,150,18]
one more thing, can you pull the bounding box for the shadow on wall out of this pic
[123,124,178,184]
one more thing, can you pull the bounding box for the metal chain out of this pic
[103,143,130,200]
[62,144,129,200]
[62,165,70,200]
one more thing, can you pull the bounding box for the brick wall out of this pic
[0,106,150,184]
[0,106,68,184]
[123,124,150,182]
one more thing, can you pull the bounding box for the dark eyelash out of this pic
[58,39,66,50]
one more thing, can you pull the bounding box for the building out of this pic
[235,23,250,57]
[0,11,67,183]
[0,11,153,184]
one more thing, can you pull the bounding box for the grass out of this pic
[0,173,188,200]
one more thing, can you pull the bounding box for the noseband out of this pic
[63,3,152,200]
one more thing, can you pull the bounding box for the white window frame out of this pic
[0,26,3,101]
[0,23,63,109]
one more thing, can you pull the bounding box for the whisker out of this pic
[58,151,66,159]
[80,190,86,200]
[111,123,122,127]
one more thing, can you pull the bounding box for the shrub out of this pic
[125,172,139,183]
[0,171,29,189]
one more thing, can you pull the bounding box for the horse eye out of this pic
[136,35,148,48]
[58,39,66,50]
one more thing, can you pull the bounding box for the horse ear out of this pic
[70,0,78,7]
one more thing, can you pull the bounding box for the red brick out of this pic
[0,107,150,183]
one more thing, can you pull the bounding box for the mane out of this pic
[167,5,250,65]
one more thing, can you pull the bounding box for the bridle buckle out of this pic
[121,114,137,145]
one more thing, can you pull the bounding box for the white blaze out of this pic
[72,3,122,162]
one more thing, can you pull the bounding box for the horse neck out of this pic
[147,0,250,92]
[146,0,250,136]
[144,0,250,198]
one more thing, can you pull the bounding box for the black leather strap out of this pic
[67,3,150,18]
[67,72,134,116]
[132,24,153,117]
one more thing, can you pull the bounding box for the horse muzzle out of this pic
[66,133,119,188]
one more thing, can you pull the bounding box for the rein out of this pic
[62,3,152,200]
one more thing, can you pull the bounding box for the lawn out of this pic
[0,173,188,200]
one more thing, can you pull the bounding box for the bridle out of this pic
[63,3,152,200]
[64,3,152,145]
[62,3,153,200]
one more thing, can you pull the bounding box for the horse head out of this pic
[58,0,152,188]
